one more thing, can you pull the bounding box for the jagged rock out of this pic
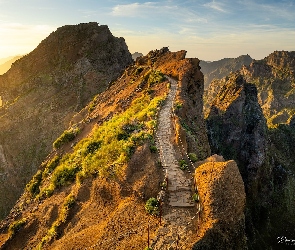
[205,51,295,127]
[0,22,133,219]
[206,73,270,193]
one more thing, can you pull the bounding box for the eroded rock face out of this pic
[0,22,133,218]
[206,73,270,195]
[193,155,247,250]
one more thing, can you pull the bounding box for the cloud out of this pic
[111,2,163,17]
[238,0,295,21]
[203,0,227,13]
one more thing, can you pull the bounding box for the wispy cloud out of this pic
[203,0,227,13]
[238,0,295,21]
[111,2,177,17]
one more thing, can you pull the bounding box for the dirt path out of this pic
[152,76,198,249]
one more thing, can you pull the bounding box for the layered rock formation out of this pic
[193,155,247,250]
[0,22,133,218]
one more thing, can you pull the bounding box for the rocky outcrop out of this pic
[193,155,247,250]
[0,22,133,218]
[200,55,252,89]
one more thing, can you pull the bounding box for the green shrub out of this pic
[175,101,183,109]
[145,197,159,215]
[43,156,60,178]
[51,164,80,187]
[149,145,157,153]
[8,218,26,238]
[179,159,188,170]
[192,193,199,202]
[26,170,43,197]
[188,153,198,163]
[144,247,153,250]
[84,141,101,155]
[53,128,80,149]
[147,70,165,87]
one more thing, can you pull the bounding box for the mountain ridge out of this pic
[0,22,133,219]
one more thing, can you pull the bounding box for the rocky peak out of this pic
[265,50,295,69]
[207,74,269,185]
[0,22,132,219]
[239,50,295,127]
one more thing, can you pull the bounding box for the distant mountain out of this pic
[205,51,295,127]
[0,55,23,75]
[0,56,16,65]
[200,55,253,89]
[132,52,143,60]
[0,22,132,219]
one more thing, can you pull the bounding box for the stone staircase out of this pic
[152,76,197,249]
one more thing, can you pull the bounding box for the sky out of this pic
[0,0,294,61]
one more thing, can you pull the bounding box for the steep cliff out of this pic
[206,68,295,249]
[0,22,133,219]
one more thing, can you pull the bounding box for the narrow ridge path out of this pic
[152,76,197,249]
[156,76,193,207]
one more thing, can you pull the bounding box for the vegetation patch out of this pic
[37,94,165,195]
[192,193,199,202]
[26,170,43,197]
[53,128,80,149]
[145,197,159,216]
[42,156,60,178]
[179,159,188,170]
[188,153,198,163]
[147,70,165,87]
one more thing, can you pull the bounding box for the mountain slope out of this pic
[0,48,213,249]
[0,22,133,219]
